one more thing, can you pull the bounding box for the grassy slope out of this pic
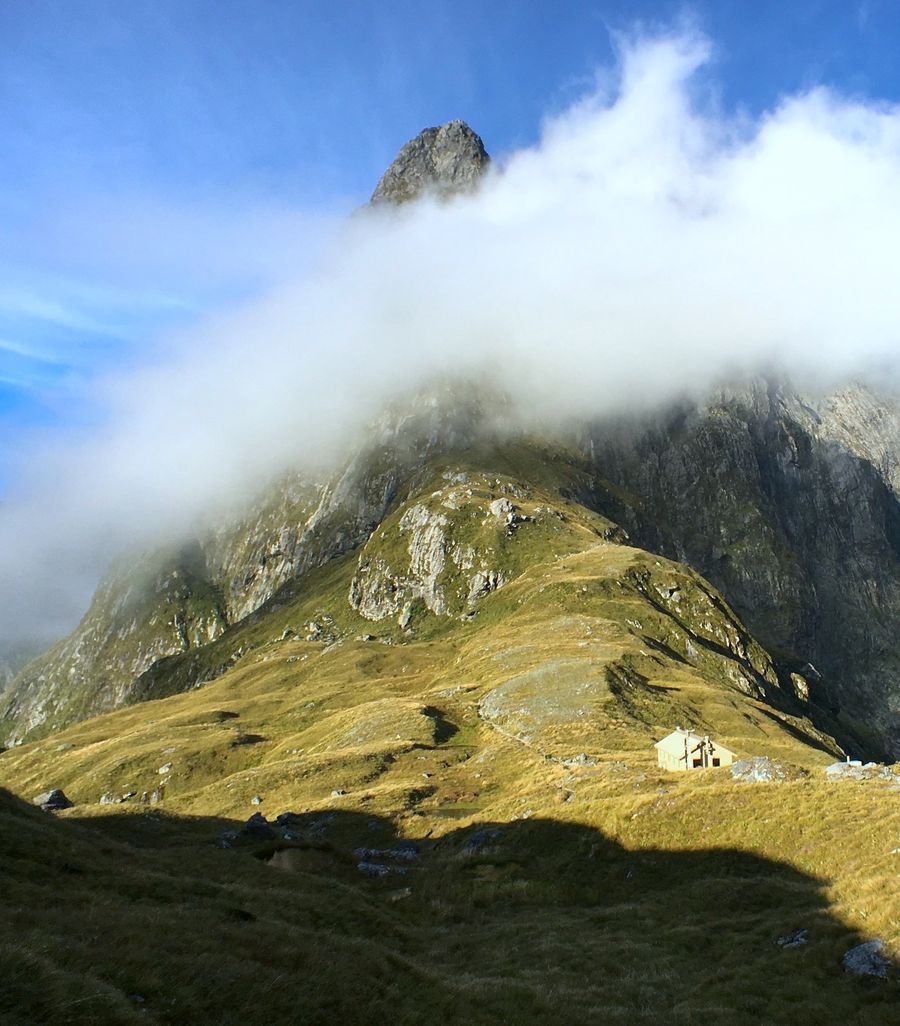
[1,444,897,1023]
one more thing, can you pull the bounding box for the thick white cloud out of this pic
[2,30,899,643]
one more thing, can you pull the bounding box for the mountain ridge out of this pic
[2,122,899,761]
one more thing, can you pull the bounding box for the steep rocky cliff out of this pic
[587,379,900,754]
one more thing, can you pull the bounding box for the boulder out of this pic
[842,939,891,978]
[274,811,303,828]
[241,812,275,840]
[32,789,73,812]
[730,757,785,783]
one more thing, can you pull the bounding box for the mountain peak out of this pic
[370,119,490,205]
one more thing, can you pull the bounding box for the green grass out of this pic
[0,773,897,1025]
[1,438,897,1022]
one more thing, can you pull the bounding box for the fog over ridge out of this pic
[2,29,899,645]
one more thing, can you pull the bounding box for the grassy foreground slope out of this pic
[1,448,897,1023]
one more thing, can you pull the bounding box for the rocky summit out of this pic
[0,124,897,1025]
[370,119,490,204]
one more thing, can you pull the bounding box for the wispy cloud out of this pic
[0,28,898,644]
[0,337,66,364]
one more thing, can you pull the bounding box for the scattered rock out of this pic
[776,928,809,949]
[148,785,164,805]
[488,496,531,533]
[274,811,303,828]
[55,742,74,752]
[561,753,598,767]
[489,497,515,521]
[98,793,120,806]
[730,757,785,783]
[826,761,898,782]
[842,939,891,979]
[388,887,412,902]
[357,861,391,877]
[391,840,421,861]
[122,791,136,801]
[32,789,73,812]
[250,795,263,806]
[398,604,413,630]
[158,763,172,775]
[331,789,346,798]
[353,842,420,863]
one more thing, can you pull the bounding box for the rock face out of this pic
[0,544,230,743]
[589,380,900,757]
[370,120,490,205]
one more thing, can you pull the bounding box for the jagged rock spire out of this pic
[370,119,490,205]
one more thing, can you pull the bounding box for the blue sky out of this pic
[2,0,899,489]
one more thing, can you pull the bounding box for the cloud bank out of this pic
[2,30,899,644]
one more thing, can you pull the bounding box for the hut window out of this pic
[692,757,702,767]
[712,757,721,767]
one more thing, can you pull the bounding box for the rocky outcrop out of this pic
[370,120,490,205]
[349,491,509,625]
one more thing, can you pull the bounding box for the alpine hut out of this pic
[654,727,735,771]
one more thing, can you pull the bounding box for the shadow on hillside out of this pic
[1,787,897,1025]
[756,706,837,756]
